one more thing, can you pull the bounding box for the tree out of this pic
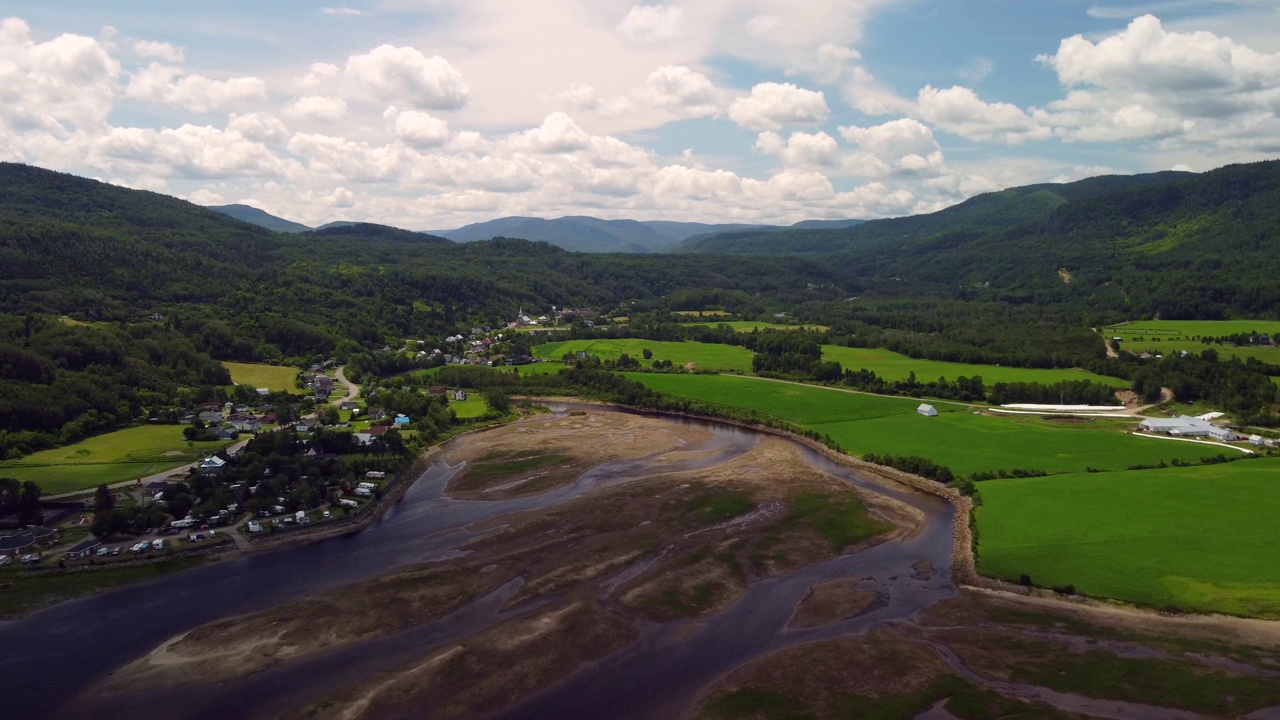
[94,483,115,512]
[91,508,132,540]
[642,348,653,360]
[318,404,341,426]
[484,387,511,414]
[17,481,42,526]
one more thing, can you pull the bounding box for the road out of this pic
[331,365,360,404]
[43,437,252,500]
[44,364,357,501]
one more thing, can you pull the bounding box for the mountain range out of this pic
[206,204,866,254]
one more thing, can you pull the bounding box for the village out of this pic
[0,355,488,572]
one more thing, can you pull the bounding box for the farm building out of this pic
[65,538,101,560]
[917,404,938,417]
[1138,416,1238,441]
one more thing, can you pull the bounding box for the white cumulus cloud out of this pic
[284,95,349,122]
[127,63,267,113]
[132,40,183,62]
[729,82,830,131]
[385,106,450,147]
[345,44,470,110]
[617,5,684,43]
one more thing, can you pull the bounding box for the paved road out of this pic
[332,365,360,404]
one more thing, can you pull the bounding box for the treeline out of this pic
[0,315,231,460]
[1128,353,1280,425]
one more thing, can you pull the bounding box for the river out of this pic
[0,406,956,720]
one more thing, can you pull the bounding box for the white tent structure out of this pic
[917,404,938,417]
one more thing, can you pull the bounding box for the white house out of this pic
[917,404,938,417]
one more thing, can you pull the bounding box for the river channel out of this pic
[0,405,956,720]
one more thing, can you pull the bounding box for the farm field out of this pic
[683,320,829,332]
[0,425,232,494]
[628,373,1218,477]
[535,339,754,372]
[1106,320,1280,366]
[821,346,1128,387]
[977,459,1280,617]
[222,361,299,392]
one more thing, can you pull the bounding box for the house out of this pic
[453,389,468,402]
[145,312,165,322]
[227,414,261,433]
[428,386,447,396]
[917,404,938,417]
[1249,435,1269,447]
[215,427,239,441]
[200,455,227,474]
[294,419,318,433]
[65,538,101,560]
[368,408,389,422]
[340,401,361,411]
[256,388,271,397]
[355,425,390,446]
[198,411,224,425]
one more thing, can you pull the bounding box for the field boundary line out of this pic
[1128,432,1255,455]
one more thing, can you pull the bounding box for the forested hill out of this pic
[208,204,311,232]
[0,164,846,354]
[672,170,1192,256]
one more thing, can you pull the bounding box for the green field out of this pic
[684,321,829,333]
[628,374,1216,477]
[978,460,1280,617]
[222,361,299,392]
[0,425,231,494]
[450,394,490,418]
[821,346,1129,387]
[1106,320,1280,366]
[535,339,755,372]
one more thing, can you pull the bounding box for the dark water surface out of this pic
[0,406,954,720]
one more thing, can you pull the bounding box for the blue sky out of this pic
[2,1,1279,228]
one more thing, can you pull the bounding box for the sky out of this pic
[3,0,1280,230]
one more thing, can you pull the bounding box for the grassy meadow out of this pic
[450,394,490,418]
[1106,320,1280,365]
[535,339,755,372]
[821,346,1128,387]
[222,361,299,392]
[0,425,231,494]
[627,374,1214,477]
[977,459,1280,617]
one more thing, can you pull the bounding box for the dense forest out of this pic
[675,160,1280,321]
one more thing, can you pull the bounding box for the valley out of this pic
[3,159,1280,719]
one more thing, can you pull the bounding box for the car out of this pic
[0,555,11,566]
[151,539,165,550]
[96,547,111,557]
[189,533,204,542]
[322,510,331,519]
[112,547,121,556]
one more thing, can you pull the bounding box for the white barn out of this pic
[917,404,938,417]
[1138,416,1238,442]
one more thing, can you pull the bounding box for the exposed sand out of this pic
[110,414,903,716]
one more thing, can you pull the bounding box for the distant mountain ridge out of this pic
[208,204,311,233]
[434,215,865,253]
